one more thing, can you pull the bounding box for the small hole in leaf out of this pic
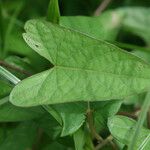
[35,44,39,48]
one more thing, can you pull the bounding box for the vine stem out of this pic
[94,0,112,16]
[95,135,117,150]
[86,101,104,142]
[86,101,118,149]
[0,60,32,76]
[128,92,150,150]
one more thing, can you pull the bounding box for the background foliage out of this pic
[0,0,150,150]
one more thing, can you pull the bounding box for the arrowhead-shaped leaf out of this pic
[10,20,150,106]
[44,102,86,137]
[94,100,122,132]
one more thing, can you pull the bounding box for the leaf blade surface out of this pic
[10,20,150,106]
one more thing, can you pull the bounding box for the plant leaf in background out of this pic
[0,80,12,98]
[0,98,45,122]
[0,121,38,150]
[73,128,86,150]
[61,0,102,15]
[93,100,122,132]
[108,115,150,150]
[47,0,60,23]
[53,103,86,137]
[60,10,123,41]
[5,23,50,72]
[0,67,45,122]
[1,0,150,149]
[44,102,86,137]
[118,7,150,44]
[10,19,150,107]
[36,114,62,140]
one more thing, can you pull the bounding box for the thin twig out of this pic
[95,135,117,150]
[32,128,43,150]
[117,111,138,120]
[86,108,104,142]
[86,104,117,149]
[0,60,32,76]
[94,0,112,16]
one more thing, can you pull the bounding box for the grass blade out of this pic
[0,96,9,105]
[128,91,150,150]
[0,66,20,84]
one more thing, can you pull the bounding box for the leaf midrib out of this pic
[54,66,150,80]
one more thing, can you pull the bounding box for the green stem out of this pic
[0,66,20,84]
[128,91,150,150]
[47,0,60,24]
[94,0,112,16]
[86,106,104,142]
[95,135,115,150]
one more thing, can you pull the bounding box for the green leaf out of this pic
[73,127,94,150]
[132,50,150,64]
[55,103,86,136]
[47,0,60,24]
[108,115,150,150]
[43,105,62,125]
[94,100,122,132]
[44,101,121,137]
[3,2,23,53]
[42,142,67,150]
[0,97,45,122]
[118,7,150,44]
[36,114,61,139]
[44,102,86,136]
[60,10,123,41]
[73,128,86,150]
[0,121,38,150]
[10,19,150,106]
[6,22,50,72]
[0,80,12,98]
[128,91,150,150]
